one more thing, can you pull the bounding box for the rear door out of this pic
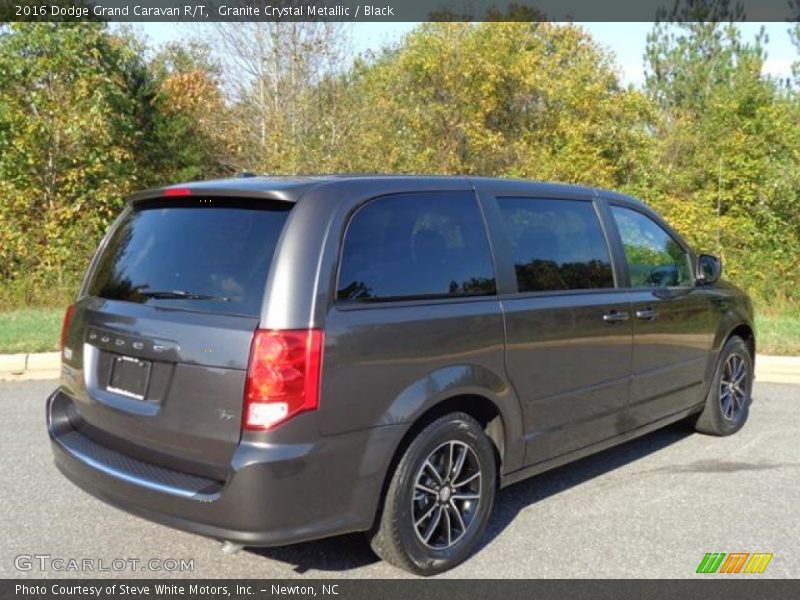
[321,190,505,436]
[605,202,714,425]
[61,196,291,480]
[476,185,634,466]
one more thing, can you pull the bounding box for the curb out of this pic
[0,351,61,381]
[1,352,800,383]
[755,354,800,385]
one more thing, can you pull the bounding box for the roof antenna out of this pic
[717,158,722,255]
[238,170,258,178]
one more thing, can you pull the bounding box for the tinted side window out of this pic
[337,192,496,301]
[610,205,692,287]
[497,197,614,292]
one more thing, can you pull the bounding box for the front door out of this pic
[607,204,714,426]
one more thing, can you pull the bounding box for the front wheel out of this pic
[368,412,497,575]
[694,335,753,436]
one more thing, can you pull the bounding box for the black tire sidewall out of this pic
[391,414,496,574]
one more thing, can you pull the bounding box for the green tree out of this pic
[146,40,234,181]
[643,3,800,305]
[0,23,145,302]
[0,24,229,306]
[333,22,652,189]
[791,0,800,85]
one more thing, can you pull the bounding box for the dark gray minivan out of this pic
[48,176,755,575]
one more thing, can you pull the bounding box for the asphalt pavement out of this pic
[1,379,797,579]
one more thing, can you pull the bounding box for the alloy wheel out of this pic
[719,352,748,421]
[411,440,482,549]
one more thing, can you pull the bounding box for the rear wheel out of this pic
[368,412,496,575]
[694,335,753,436]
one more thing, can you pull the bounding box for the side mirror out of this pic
[697,254,722,284]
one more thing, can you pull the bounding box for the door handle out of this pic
[603,310,630,324]
[635,308,659,320]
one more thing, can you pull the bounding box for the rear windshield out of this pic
[88,198,291,316]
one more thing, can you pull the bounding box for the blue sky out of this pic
[581,22,797,85]
[132,22,798,87]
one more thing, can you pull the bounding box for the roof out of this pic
[128,174,647,210]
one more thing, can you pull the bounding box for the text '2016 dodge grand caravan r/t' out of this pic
[48,176,755,575]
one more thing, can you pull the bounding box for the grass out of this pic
[754,312,800,356]
[0,307,799,356]
[0,308,63,354]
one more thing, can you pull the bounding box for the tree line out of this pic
[1,12,799,311]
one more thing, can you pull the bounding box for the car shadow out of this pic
[478,418,695,550]
[246,532,380,573]
[246,419,696,574]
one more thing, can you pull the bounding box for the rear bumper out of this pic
[47,389,405,546]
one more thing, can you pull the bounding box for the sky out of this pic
[131,21,798,87]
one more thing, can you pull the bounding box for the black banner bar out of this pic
[4,580,800,600]
[2,0,800,23]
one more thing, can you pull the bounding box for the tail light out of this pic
[60,304,74,353]
[243,329,324,431]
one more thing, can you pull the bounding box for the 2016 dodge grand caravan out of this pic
[47,176,755,575]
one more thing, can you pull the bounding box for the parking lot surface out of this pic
[1,379,797,578]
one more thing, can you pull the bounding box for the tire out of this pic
[694,335,753,436]
[368,412,497,576]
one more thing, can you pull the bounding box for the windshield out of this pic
[87,198,292,316]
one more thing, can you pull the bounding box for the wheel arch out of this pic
[368,390,516,530]
[705,319,756,393]
[727,323,755,361]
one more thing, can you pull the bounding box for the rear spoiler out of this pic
[127,185,300,206]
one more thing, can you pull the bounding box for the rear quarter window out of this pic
[336,191,496,302]
[88,198,291,316]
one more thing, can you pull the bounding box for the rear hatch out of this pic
[60,196,291,480]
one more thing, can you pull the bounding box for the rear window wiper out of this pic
[136,289,231,302]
